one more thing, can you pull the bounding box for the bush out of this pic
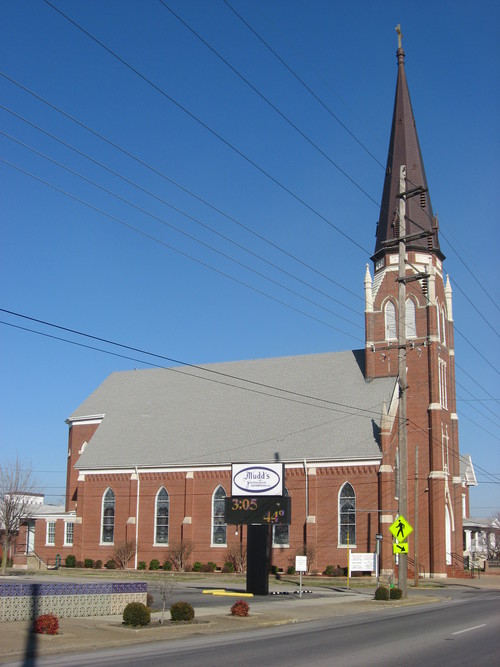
[170,601,195,622]
[75,560,83,568]
[374,586,390,601]
[149,559,161,571]
[33,613,59,635]
[230,600,250,617]
[287,565,296,575]
[390,587,403,600]
[65,555,76,568]
[222,561,235,573]
[105,560,117,569]
[203,561,217,572]
[163,560,172,571]
[192,561,202,572]
[270,565,279,575]
[93,559,102,569]
[146,592,154,607]
[123,602,151,627]
[137,561,146,570]
[84,558,94,569]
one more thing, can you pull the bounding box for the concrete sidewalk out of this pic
[1,575,498,664]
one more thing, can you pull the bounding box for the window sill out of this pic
[153,543,169,547]
[210,544,227,548]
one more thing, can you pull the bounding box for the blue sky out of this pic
[1,0,498,517]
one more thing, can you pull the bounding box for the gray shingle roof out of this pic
[71,349,396,470]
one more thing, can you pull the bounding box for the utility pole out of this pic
[414,445,419,587]
[397,165,408,599]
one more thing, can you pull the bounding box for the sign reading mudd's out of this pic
[231,463,284,496]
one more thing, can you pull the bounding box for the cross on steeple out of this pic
[396,24,403,49]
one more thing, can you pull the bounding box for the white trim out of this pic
[66,415,104,426]
[76,459,382,477]
[45,520,56,546]
[63,521,74,546]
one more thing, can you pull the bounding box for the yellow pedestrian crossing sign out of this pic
[393,542,409,554]
[389,515,413,542]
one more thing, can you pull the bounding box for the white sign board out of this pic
[295,556,307,573]
[349,552,376,572]
[231,463,284,497]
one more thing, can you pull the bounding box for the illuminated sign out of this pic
[224,496,291,525]
[231,463,284,497]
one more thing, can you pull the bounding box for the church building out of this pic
[21,37,471,578]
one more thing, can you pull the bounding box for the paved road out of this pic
[6,588,499,667]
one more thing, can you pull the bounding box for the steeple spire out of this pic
[372,27,444,266]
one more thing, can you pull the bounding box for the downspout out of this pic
[134,465,140,570]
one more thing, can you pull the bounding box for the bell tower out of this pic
[367,29,463,577]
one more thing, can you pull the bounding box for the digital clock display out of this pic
[224,496,291,525]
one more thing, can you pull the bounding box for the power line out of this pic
[1,129,362,333]
[0,106,363,321]
[222,0,385,170]
[0,309,382,419]
[0,72,364,305]
[42,0,370,255]
[0,156,362,341]
[158,0,380,207]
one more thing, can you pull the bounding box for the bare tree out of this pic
[0,458,39,574]
[112,540,137,569]
[157,572,175,623]
[167,540,193,571]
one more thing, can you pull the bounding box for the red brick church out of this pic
[18,37,473,578]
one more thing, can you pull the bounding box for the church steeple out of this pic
[372,26,444,267]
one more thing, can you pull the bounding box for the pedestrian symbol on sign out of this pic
[389,515,413,541]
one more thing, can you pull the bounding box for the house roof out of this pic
[70,349,396,470]
[373,44,443,264]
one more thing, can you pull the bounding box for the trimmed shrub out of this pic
[270,565,279,575]
[202,561,217,572]
[93,559,102,569]
[287,565,296,575]
[149,559,161,571]
[75,560,83,568]
[222,561,235,573]
[324,565,336,576]
[105,560,117,569]
[374,586,390,601]
[230,600,250,617]
[123,602,151,627]
[33,613,59,635]
[65,554,76,568]
[390,587,403,600]
[137,561,146,570]
[192,561,202,572]
[170,601,195,622]
[84,558,94,569]
[163,560,172,571]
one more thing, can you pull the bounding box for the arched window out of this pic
[272,488,290,547]
[155,487,169,545]
[384,301,397,340]
[101,488,115,544]
[405,298,417,338]
[339,483,355,546]
[212,485,227,546]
